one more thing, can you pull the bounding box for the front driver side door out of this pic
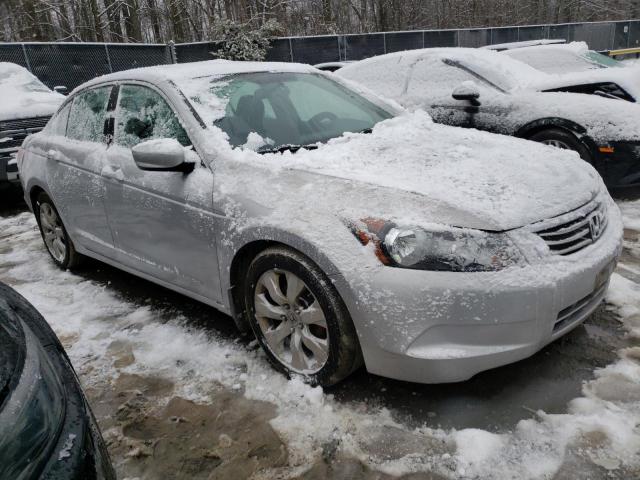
[407,57,508,131]
[103,83,222,303]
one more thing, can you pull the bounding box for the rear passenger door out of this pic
[45,85,116,256]
[103,83,221,302]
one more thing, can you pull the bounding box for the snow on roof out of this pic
[78,59,316,93]
[339,47,549,92]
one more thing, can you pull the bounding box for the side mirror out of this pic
[53,85,68,94]
[131,138,194,173]
[452,83,481,106]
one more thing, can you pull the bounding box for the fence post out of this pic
[21,43,32,72]
[168,40,177,64]
[104,44,113,72]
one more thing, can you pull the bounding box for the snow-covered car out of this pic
[0,282,115,480]
[500,42,640,102]
[18,60,622,386]
[0,62,64,188]
[338,48,640,188]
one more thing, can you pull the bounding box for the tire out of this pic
[528,128,593,163]
[242,246,362,386]
[35,192,83,270]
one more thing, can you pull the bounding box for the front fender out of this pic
[515,117,589,140]
[216,219,375,333]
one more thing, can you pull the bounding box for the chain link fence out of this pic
[1,19,639,91]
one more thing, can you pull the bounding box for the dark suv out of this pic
[0,62,63,188]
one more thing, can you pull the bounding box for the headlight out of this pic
[350,218,523,272]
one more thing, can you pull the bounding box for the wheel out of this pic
[243,246,362,386]
[528,128,593,163]
[35,192,83,269]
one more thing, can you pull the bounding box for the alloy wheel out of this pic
[253,268,329,374]
[39,203,67,263]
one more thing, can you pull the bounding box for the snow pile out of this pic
[617,199,640,231]
[0,62,64,121]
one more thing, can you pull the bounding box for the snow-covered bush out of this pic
[211,19,282,62]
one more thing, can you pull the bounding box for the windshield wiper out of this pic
[257,144,319,155]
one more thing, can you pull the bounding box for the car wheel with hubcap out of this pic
[35,192,83,269]
[529,128,593,163]
[243,246,362,386]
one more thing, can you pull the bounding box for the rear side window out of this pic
[114,84,191,148]
[67,86,112,142]
[45,102,71,136]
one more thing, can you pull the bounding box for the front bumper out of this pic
[337,201,623,384]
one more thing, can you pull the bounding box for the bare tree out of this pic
[1,0,637,43]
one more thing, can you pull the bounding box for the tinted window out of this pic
[45,102,71,136]
[67,86,111,142]
[115,85,191,148]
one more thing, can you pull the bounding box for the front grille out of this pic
[553,281,608,332]
[0,115,51,153]
[534,202,607,256]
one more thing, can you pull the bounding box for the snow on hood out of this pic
[215,111,600,231]
[0,62,64,122]
[534,65,640,101]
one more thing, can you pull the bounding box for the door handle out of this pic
[47,149,59,160]
[101,165,124,181]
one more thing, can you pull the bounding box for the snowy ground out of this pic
[1,192,640,480]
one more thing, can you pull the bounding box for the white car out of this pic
[0,62,64,187]
[18,60,622,386]
[501,42,640,102]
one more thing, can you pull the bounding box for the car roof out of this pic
[75,59,317,94]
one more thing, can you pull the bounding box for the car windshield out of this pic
[507,48,624,74]
[182,71,392,152]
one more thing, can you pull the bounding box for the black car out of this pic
[0,62,64,189]
[338,48,640,189]
[0,282,115,480]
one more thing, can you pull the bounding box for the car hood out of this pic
[217,111,601,231]
[0,90,63,122]
[532,66,640,102]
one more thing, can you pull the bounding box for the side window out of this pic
[67,86,112,142]
[115,85,191,148]
[408,58,476,97]
[45,102,72,136]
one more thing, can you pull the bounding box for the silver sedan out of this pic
[17,60,623,386]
